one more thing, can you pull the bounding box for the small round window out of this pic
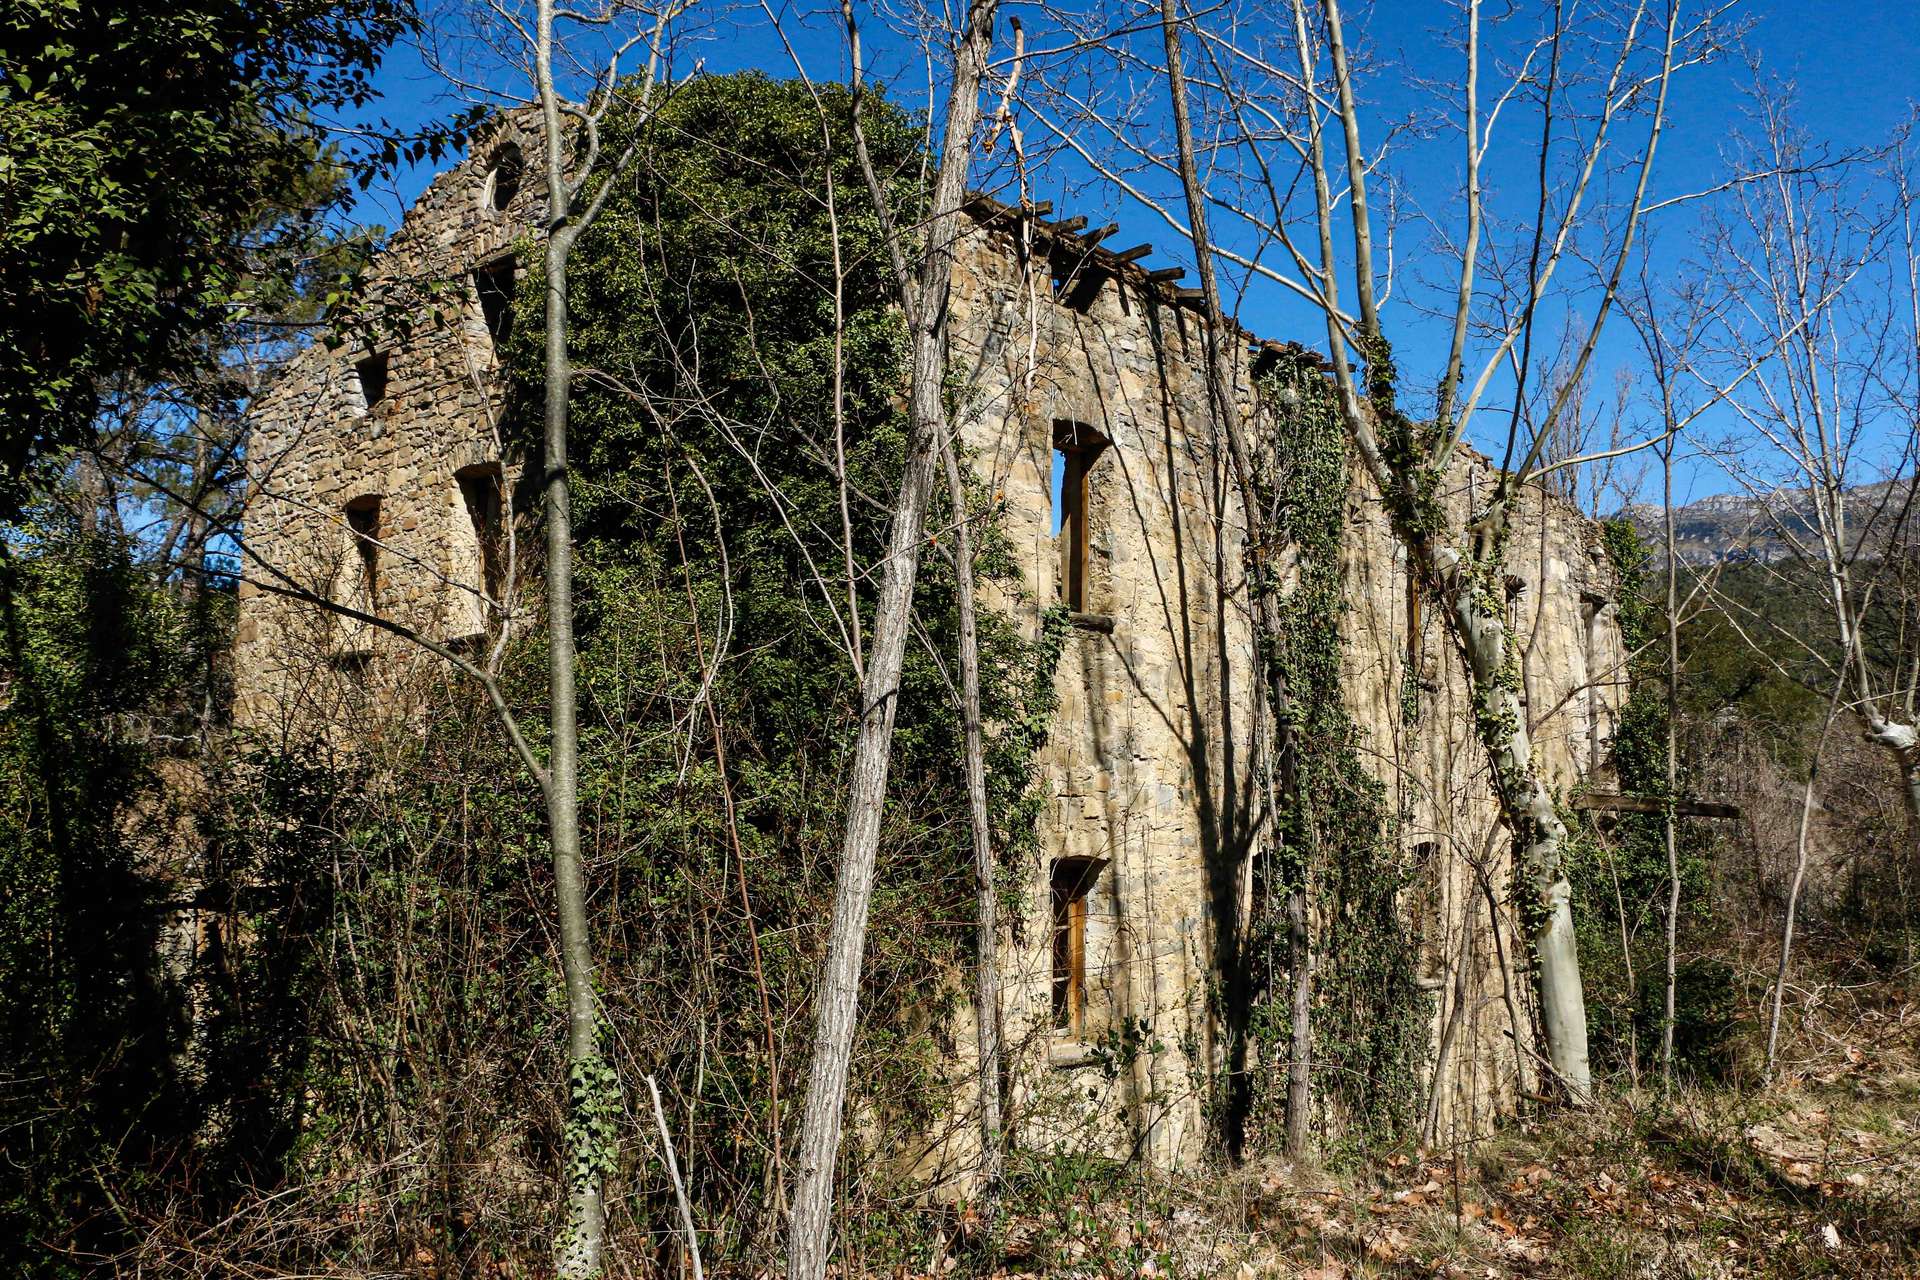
[483,141,523,213]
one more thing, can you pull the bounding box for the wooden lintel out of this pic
[1114,243,1153,262]
[1067,610,1116,634]
[1052,215,1088,234]
[1147,267,1186,282]
[1575,792,1741,820]
[1174,288,1206,304]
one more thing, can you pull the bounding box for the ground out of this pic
[898,950,1919,1280]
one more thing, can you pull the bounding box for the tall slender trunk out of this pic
[942,440,1004,1199]
[1766,680,1845,1083]
[1301,0,1617,1108]
[534,6,605,1270]
[1445,563,1592,1101]
[1158,0,1305,1157]
[783,6,997,1275]
[1661,445,1681,1094]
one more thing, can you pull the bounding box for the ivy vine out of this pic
[1243,352,1431,1153]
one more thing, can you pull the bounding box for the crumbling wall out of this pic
[942,211,1265,1174]
[233,131,1625,1178]
[932,205,1625,1171]
[1338,458,1623,1141]
[234,119,537,739]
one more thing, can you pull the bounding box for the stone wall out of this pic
[234,134,1625,1180]
[904,208,1626,1184]
[234,117,539,737]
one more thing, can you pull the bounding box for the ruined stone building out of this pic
[236,119,1626,1179]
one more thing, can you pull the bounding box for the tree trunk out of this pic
[535,6,606,1270]
[1285,879,1312,1155]
[1661,445,1680,1094]
[1445,564,1592,1102]
[1766,676,1847,1082]
[1158,0,1305,1157]
[783,6,997,1275]
[942,440,1005,1201]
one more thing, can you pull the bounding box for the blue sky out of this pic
[345,1,1920,509]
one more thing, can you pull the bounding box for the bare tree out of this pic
[941,440,1006,1200]
[1683,93,1920,1080]
[1017,0,1739,1107]
[782,2,1004,1275]
[1153,0,1310,1156]
[125,0,691,1267]
[1274,0,1706,1102]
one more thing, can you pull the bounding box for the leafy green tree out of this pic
[0,0,411,503]
[0,519,192,1273]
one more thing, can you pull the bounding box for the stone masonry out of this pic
[236,122,1626,1181]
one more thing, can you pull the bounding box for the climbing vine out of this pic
[557,1049,619,1268]
[1243,353,1430,1153]
[1566,520,1729,1078]
[986,602,1072,881]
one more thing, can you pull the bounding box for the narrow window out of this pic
[1052,421,1107,611]
[456,465,504,602]
[483,141,523,212]
[474,256,516,350]
[1581,594,1609,772]
[1051,250,1103,312]
[1409,840,1443,984]
[345,495,382,610]
[1051,857,1101,1036]
[356,351,390,411]
[1406,571,1422,669]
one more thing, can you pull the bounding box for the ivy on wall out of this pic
[1566,520,1731,1081]
[1245,354,1430,1154]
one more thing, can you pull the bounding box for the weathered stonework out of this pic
[235,120,539,732]
[236,130,1624,1178]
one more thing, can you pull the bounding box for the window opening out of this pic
[456,465,505,603]
[345,496,382,610]
[356,351,390,410]
[1051,857,1102,1036]
[483,142,523,212]
[1052,420,1108,611]
[474,257,516,350]
[1408,840,1444,985]
[1050,249,1104,311]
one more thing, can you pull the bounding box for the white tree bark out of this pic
[1662,443,1681,1095]
[783,5,999,1275]
[1440,550,1592,1100]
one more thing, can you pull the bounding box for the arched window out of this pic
[344,495,382,609]
[355,351,389,411]
[447,464,505,640]
[473,255,517,350]
[332,494,384,659]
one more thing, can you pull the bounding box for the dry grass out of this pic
[945,955,1920,1280]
